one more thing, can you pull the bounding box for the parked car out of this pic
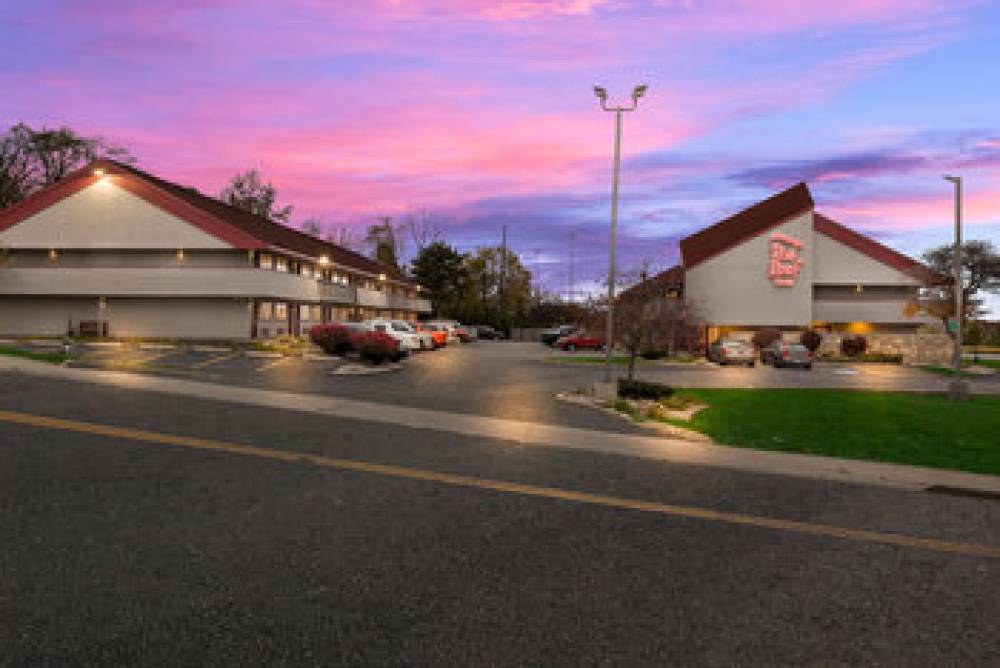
[414,322,448,348]
[707,339,756,366]
[541,325,576,346]
[761,341,813,369]
[556,333,605,352]
[391,320,434,351]
[471,325,503,340]
[453,326,474,343]
[427,320,463,343]
[364,319,420,353]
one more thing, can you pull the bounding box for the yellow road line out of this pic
[255,356,292,372]
[191,351,241,369]
[0,408,997,560]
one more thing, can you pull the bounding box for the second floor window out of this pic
[259,253,273,269]
[275,257,288,273]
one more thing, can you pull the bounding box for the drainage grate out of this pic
[925,485,1000,501]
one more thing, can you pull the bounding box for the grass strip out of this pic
[0,345,69,365]
[659,388,1000,475]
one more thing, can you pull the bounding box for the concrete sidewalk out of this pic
[2,356,999,495]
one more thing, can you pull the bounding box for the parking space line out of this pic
[255,356,292,372]
[191,351,241,369]
[0,408,997,560]
[133,350,178,365]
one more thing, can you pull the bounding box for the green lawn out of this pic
[666,388,1000,475]
[0,345,69,365]
[972,359,1000,369]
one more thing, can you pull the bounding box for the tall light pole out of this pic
[944,175,966,397]
[595,84,647,383]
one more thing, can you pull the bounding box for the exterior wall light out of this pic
[93,168,105,177]
[854,284,863,294]
[48,248,59,261]
[378,273,387,282]
[176,248,186,261]
[319,255,329,265]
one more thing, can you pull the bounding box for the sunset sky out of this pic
[4,0,999,311]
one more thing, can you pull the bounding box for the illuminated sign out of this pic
[768,232,804,286]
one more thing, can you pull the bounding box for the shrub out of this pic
[641,350,668,360]
[309,324,353,356]
[752,328,781,350]
[350,330,399,365]
[800,329,823,353]
[840,335,867,357]
[618,379,674,400]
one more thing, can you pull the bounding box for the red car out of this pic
[556,333,605,352]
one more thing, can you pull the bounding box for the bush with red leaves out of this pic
[309,324,353,356]
[800,329,823,353]
[751,328,782,350]
[350,330,400,365]
[840,335,867,357]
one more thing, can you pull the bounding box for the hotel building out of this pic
[637,183,951,363]
[0,160,431,340]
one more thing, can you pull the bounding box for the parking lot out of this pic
[4,339,998,430]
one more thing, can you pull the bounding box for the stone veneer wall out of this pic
[817,325,952,365]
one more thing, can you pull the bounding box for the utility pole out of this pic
[594,84,648,384]
[944,175,966,399]
[568,231,576,303]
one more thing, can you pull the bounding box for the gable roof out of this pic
[813,213,938,284]
[0,159,412,284]
[680,182,814,269]
[617,264,685,301]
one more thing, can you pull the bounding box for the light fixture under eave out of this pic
[176,249,185,261]
[93,168,106,177]
[378,273,387,282]
[319,255,329,265]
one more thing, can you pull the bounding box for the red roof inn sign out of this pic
[768,232,804,287]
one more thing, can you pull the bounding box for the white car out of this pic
[391,320,434,351]
[365,319,421,352]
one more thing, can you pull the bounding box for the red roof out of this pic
[813,213,937,284]
[680,182,814,268]
[0,159,412,284]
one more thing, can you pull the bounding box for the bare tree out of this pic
[300,218,323,237]
[325,226,359,251]
[401,209,444,253]
[612,266,703,380]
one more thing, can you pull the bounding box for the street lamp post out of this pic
[944,175,966,398]
[594,84,647,384]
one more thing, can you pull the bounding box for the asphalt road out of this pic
[2,363,999,665]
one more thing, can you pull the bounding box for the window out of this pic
[311,305,322,321]
[302,265,313,279]
[300,304,311,321]
[259,253,273,269]
[275,256,288,273]
[275,302,288,320]
[258,301,273,320]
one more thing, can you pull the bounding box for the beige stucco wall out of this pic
[812,232,923,285]
[684,211,814,327]
[0,267,357,303]
[0,297,250,339]
[0,180,232,250]
[813,300,937,325]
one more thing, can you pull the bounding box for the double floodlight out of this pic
[593,84,649,110]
